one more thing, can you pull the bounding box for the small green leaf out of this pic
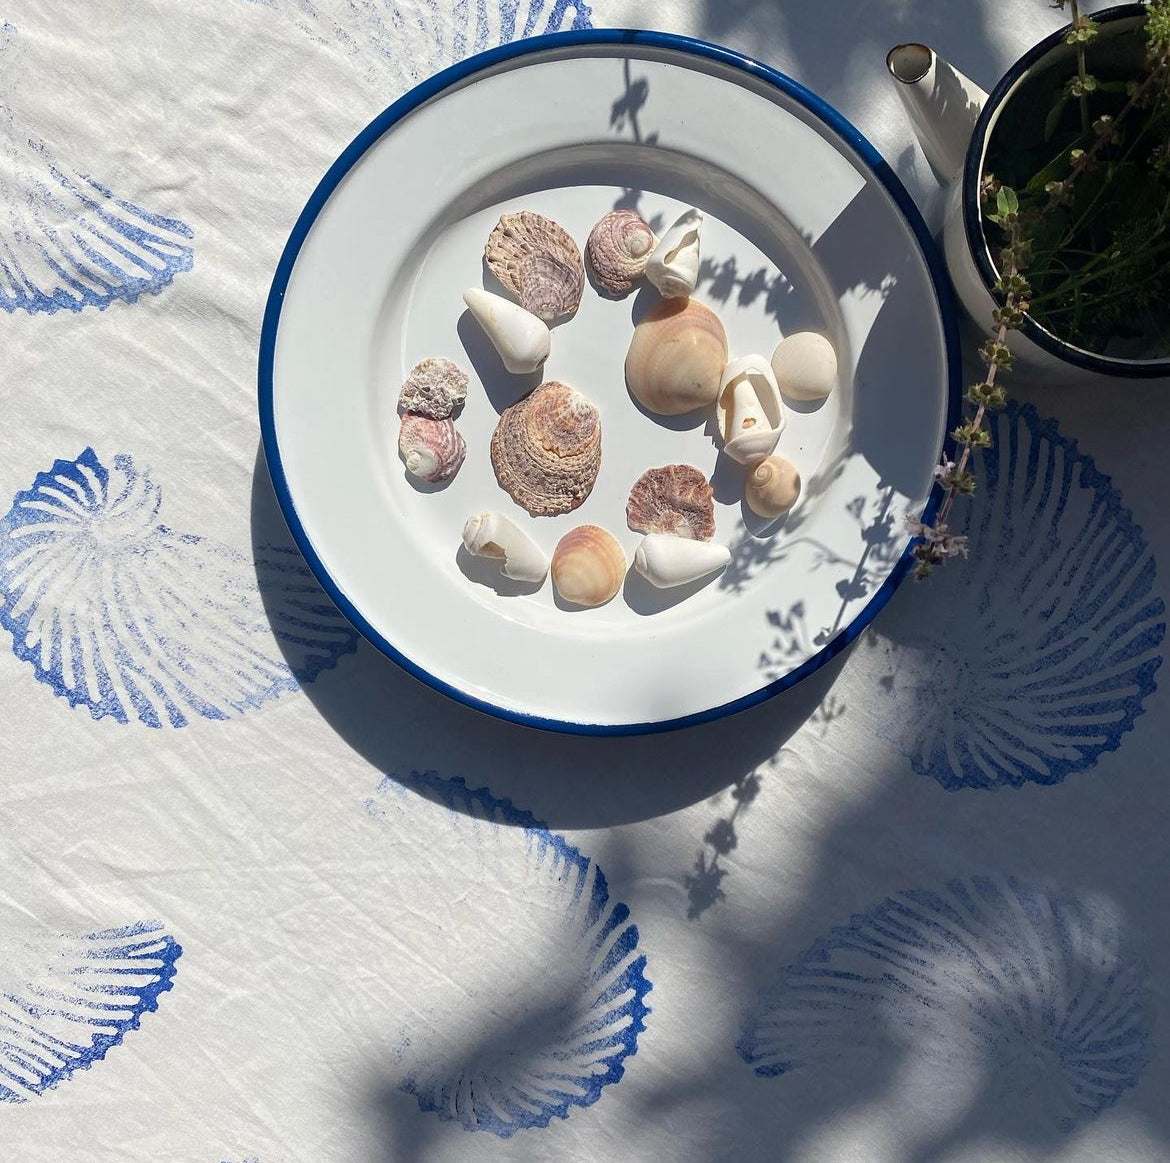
[1001,186,1019,215]
[1044,94,1071,141]
[996,188,1010,219]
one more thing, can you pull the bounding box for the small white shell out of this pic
[634,534,730,589]
[771,332,838,401]
[716,354,786,465]
[645,208,702,298]
[462,512,549,584]
[463,288,551,375]
[745,456,801,519]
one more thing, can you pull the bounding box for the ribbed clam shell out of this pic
[398,414,466,483]
[0,921,181,1101]
[484,210,584,322]
[586,210,656,296]
[397,357,468,419]
[551,525,626,607]
[625,298,728,416]
[366,771,652,1137]
[739,876,1152,1134]
[490,382,601,516]
[626,464,715,540]
[0,449,358,727]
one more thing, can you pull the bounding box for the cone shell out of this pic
[485,210,584,322]
[625,299,728,416]
[397,357,469,419]
[626,464,715,540]
[586,210,656,297]
[746,456,801,519]
[398,414,466,484]
[490,382,602,516]
[551,525,626,607]
[633,534,730,589]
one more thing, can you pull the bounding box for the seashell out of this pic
[625,298,728,416]
[771,332,838,401]
[0,920,181,1101]
[397,357,469,419]
[739,876,1152,1134]
[367,771,651,1136]
[462,511,549,584]
[645,208,703,298]
[745,456,801,519]
[490,382,602,516]
[398,414,466,483]
[462,288,551,375]
[0,449,358,728]
[585,210,657,297]
[484,210,584,322]
[633,534,730,589]
[855,401,1165,790]
[626,464,715,540]
[551,525,626,607]
[716,354,786,464]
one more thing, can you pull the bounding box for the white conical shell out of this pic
[633,534,730,588]
[771,332,838,401]
[463,288,551,374]
[462,512,549,584]
[717,354,785,465]
[645,208,702,298]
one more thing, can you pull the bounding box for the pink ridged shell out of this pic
[586,210,656,297]
[490,382,602,516]
[626,464,716,540]
[398,414,466,483]
[484,211,584,322]
[397,357,469,419]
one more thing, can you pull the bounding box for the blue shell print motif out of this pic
[242,0,592,84]
[1,922,181,1101]
[0,449,359,727]
[739,877,1153,1136]
[367,772,652,1137]
[871,402,1165,789]
[0,24,193,314]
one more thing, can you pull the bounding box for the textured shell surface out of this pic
[626,464,715,540]
[484,210,584,322]
[551,525,626,607]
[398,414,467,483]
[739,876,1152,1135]
[0,449,358,728]
[586,210,656,297]
[366,771,651,1137]
[0,921,181,1101]
[745,455,801,519]
[397,357,469,419]
[490,382,602,516]
[625,298,728,416]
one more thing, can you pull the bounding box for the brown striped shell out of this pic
[626,464,716,540]
[397,357,469,419]
[484,211,584,322]
[586,210,656,297]
[489,382,601,516]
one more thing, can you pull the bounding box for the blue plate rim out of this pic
[257,26,963,737]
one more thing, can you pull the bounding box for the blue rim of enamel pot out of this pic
[258,28,963,736]
[963,3,1170,377]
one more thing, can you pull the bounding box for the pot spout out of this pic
[886,44,988,184]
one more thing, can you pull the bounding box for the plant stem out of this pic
[1072,0,1090,132]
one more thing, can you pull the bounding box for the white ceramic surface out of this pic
[267,41,953,729]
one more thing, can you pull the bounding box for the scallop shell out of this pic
[0,449,359,728]
[551,525,626,607]
[625,298,728,416]
[745,456,801,519]
[484,210,584,322]
[397,357,469,419]
[586,210,657,296]
[398,414,467,483]
[490,382,601,516]
[858,402,1165,790]
[739,876,1152,1134]
[626,464,715,540]
[367,771,651,1137]
[0,920,181,1101]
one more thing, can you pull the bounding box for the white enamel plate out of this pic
[260,31,960,734]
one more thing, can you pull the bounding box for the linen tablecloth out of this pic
[1,1,1166,1160]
